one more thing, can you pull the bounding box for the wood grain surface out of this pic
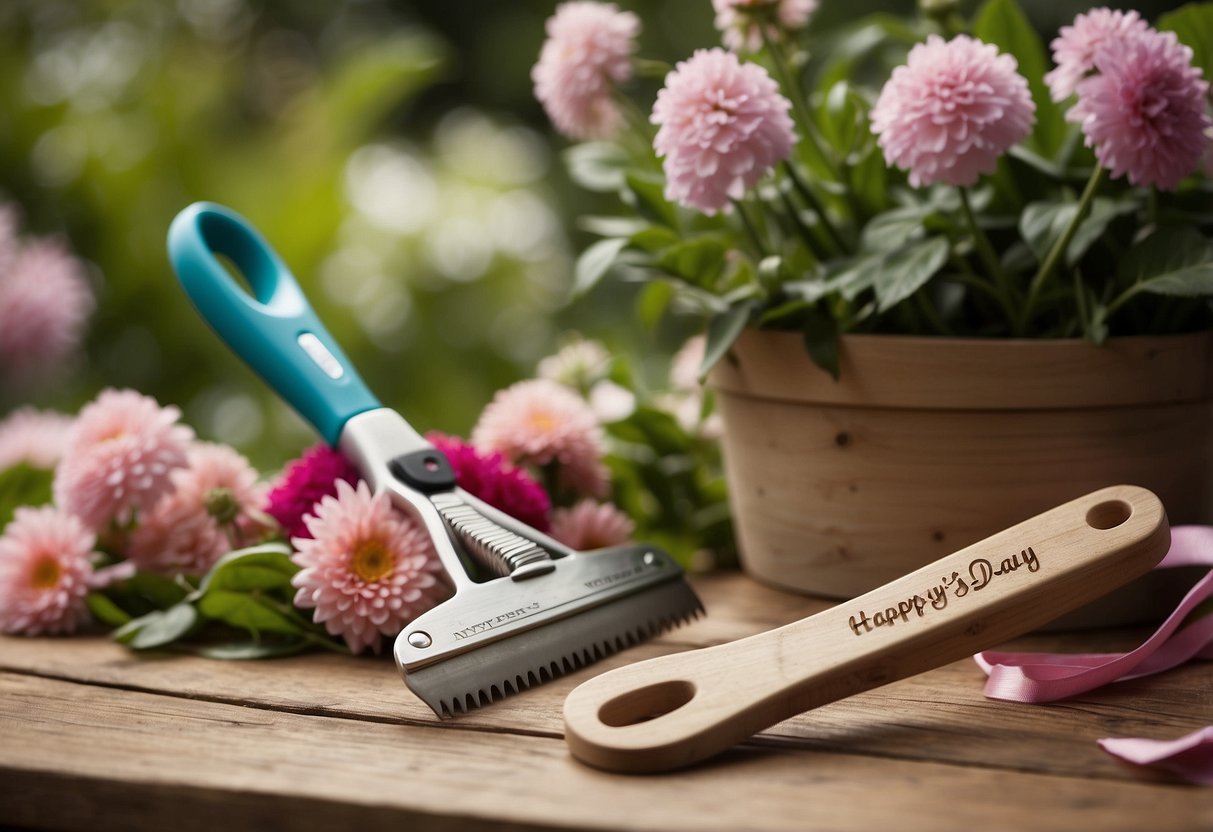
[1,571,1210,831]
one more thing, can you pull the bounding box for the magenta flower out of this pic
[0,238,94,384]
[427,432,551,533]
[53,389,193,531]
[550,499,634,551]
[472,378,610,498]
[871,35,1035,188]
[129,443,270,576]
[1068,29,1211,191]
[532,1,640,140]
[1045,8,1149,102]
[264,444,360,541]
[652,48,795,215]
[0,408,74,471]
[712,0,818,53]
[291,479,448,655]
[0,506,98,635]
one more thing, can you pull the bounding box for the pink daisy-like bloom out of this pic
[536,338,612,390]
[1045,8,1149,103]
[652,48,795,215]
[264,444,360,541]
[128,442,270,575]
[1068,29,1211,191]
[427,432,551,533]
[472,378,610,498]
[0,505,97,635]
[0,408,74,471]
[871,35,1036,188]
[532,1,640,141]
[713,0,818,53]
[53,388,193,531]
[549,499,635,551]
[0,239,94,383]
[291,479,448,655]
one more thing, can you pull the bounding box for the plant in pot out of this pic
[532,0,1213,623]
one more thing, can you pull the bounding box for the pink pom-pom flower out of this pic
[1045,8,1149,102]
[472,378,610,498]
[532,1,640,140]
[549,498,635,551]
[427,432,551,533]
[53,389,193,531]
[0,408,74,471]
[264,444,361,542]
[0,506,99,635]
[652,48,795,215]
[712,0,818,53]
[128,442,271,576]
[1068,29,1211,191]
[871,35,1035,188]
[290,479,448,655]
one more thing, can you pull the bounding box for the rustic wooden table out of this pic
[1,572,1210,831]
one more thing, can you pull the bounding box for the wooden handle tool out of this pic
[563,485,1170,773]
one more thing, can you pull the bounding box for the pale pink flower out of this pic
[0,239,94,383]
[588,379,635,423]
[532,1,640,140]
[0,408,74,471]
[536,337,611,390]
[53,389,193,530]
[1068,29,1211,191]
[0,206,19,276]
[472,378,610,498]
[652,48,795,215]
[550,499,634,551]
[0,505,97,635]
[713,0,818,53]
[1046,8,1149,102]
[291,479,447,655]
[871,35,1035,188]
[128,442,270,575]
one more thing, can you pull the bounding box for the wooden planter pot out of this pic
[709,330,1213,627]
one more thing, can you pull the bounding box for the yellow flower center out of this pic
[529,409,557,433]
[351,539,394,583]
[31,556,60,589]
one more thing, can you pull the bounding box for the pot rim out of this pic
[708,328,1213,411]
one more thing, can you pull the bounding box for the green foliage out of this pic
[0,464,53,529]
[1158,3,1213,81]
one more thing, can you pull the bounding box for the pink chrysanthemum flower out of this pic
[472,378,610,498]
[871,35,1036,188]
[0,506,97,635]
[1068,30,1212,191]
[713,0,818,53]
[427,432,551,532]
[652,48,795,215]
[264,444,360,541]
[129,443,270,575]
[53,389,193,531]
[536,338,611,390]
[0,239,94,383]
[1045,8,1149,102]
[291,479,447,655]
[549,499,635,551]
[532,1,640,140]
[0,408,74,471]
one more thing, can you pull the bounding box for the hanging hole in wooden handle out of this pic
[1086,499,1132,530]
[598,680,696,728]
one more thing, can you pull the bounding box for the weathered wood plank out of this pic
[1,673,1208,832]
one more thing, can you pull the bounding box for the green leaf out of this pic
[564,142,632,192]
[125,571,190,609]
[195,544,297,595]
[197,590,307,636]
[1020,198,1133,267]
[700,303,752,379]
[578,215,650,238]
[629,226,679,253]
[860,205,930,252]
[115,603,199,650]
[572,238,628,297]
[802,308,841,380]
[655,237,728,288]
[973,0,1064,159]
[191,640,314,660]
[86,592,132,628]
[1122,229,1213,297]
[635,280,674,330]
[0,463,54,529]
[623,171,678,228]
[1159,3,1213,84]
[873,237,950,312]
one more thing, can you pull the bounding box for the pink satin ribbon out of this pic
[974,525,1213,785]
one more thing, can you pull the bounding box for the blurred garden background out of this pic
[0,0,1188,470]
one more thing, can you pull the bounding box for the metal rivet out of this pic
[407,631,432,649]
[643,552,659,567]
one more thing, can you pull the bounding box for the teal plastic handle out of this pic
[167,202,380,445]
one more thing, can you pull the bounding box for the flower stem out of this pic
[774,185,828,262]
[783,162,849,255]
[1020,165,1106,334]
[731,198,769,258]
[759,29,834,176]
[958,186,1016,331]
